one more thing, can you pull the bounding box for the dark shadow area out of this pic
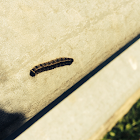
[0,109,25,140]
[5,34,140,140]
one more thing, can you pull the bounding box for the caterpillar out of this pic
[30,57,74,77]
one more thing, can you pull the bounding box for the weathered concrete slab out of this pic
[0,0,140,139]
[15,38,140,140]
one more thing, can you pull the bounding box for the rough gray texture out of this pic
[16,39,140,140]
[0,0,140,139]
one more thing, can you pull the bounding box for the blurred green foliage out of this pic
[102,98,140,140]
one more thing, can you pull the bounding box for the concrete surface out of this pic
[0,0,140,139]
[15,39,140,140]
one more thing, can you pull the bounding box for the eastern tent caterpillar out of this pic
[30,57,74,77]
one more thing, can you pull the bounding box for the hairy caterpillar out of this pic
[30,57,74,77]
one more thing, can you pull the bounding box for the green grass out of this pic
[102,98,140,140]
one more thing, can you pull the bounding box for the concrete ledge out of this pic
[15,38,140,140]
[0,0,140,139]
